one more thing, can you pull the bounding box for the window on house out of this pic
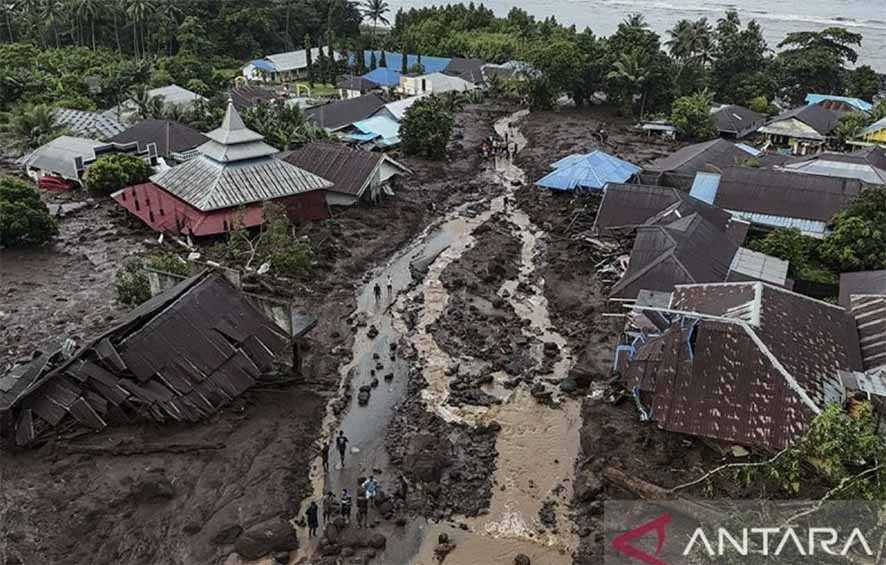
[159,208,165,216]
[134,199,140,211]
[149,210,155,222]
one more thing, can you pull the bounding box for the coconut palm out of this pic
[41,0,64,48]
[667,18,713,64]
[76,0,98,49]
[126,0,156,58]
[361,0,390,44]
[1,103,67,152]
[607,49,651,118]
[1,2,15,42]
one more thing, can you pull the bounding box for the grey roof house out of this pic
[53,108,126,140]
[645,138,763,177]
[109,119,208,164]
[21,135,155,184]
[305,93,386,132]
[710,104,766,139]
[778,147,886,185]
[758,103,840,155]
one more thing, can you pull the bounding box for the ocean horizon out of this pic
[386,0,886,73]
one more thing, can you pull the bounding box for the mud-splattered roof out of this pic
[625,282,862,450]
[0,272,290,447]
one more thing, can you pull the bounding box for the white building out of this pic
[243,47,343,83]
[398,72,475,96]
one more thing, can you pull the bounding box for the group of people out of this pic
[305,475,381,537]
[372,274,393,302]
[319,430,350,473]
[481,129,518,160]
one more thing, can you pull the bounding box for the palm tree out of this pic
[76,0,98,49]
[1,2,16,42]
[41,0,64,48]
[666,19,693,61]
[157,0,183,55]
[361,0,389,45]
[1,103,67,152]
[607,49,650,118]
[126,0,155,59]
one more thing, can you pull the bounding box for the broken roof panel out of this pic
[805,94,873,113]
[839,269,886,307]
[625,282,862,449]
[283,142,408,197]
[0,272,295,447]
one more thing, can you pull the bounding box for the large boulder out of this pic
[514,555,531,565]
[234,518,298,560]
[368,533,387,549]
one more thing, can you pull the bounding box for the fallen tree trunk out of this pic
[60,441,226,456]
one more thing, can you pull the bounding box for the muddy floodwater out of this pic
[294,109,581,564]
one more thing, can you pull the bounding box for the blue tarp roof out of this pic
[361,67,402,87]
[251,59,276,72]
[536,151,641,191]
[805,93,873,113]
[689,172,721,205]
[352,51,451,75]
[349,115,401,146]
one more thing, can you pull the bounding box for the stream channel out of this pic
[294,110,581,565]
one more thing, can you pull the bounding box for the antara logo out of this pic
[611,513,672,565]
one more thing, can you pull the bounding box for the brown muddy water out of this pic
[291,109,582,564]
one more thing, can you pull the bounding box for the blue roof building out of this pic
[536,151,641,191]
[361,67,402,88]
[353,51,452,75]
[348,115,401,147]
[805,94,873,113]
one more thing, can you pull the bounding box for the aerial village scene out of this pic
[2,0,886,563]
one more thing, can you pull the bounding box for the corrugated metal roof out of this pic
[862,117,886,136]
[729,247,789,286]
[711,104,766,138]
[53,108,125,140]
[689,172,720,204]
[382,94,428,121]
[728,210,829,237]
[283,142,408,197]
[148,84,204,107]
[839,270,886,307]
[150,156,331,211]
[21,135,106,180]
[355,51,451,74]
[646,138,760,175]
[848,295,886,371]
[418,72,475,93]
[305,94,386,132]
[265,47,341,73]
[765,103,839,136]
[537,150,640,191]
[626,281,863,449]
[109,119,208,159]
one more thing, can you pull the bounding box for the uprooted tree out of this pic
[0,176,58,247]
[400,96,455,160]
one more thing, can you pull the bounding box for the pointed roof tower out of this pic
[198,100,278,163]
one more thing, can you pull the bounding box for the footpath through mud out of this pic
[298,110,581,564]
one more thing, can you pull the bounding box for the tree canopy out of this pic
[0,176,58,247]
[400,96,455,159]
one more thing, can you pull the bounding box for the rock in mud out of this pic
[211,524,243,545]
[357,390,371,406]
[234,518,298,560]
[132,474,176,502]
[368,533,387,549]
[435,541,457,562]
[559,376,579,395]
[539,500,557,528]
[514,554,531,565]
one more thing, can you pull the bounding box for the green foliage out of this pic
[710,13,775,106]
[670,91,716,140]
[242,100,327,151]
[776,27,862,104]
[766,403,886,499]
[82,154,152,196]
[847,65,880,102]
[527,39,585,102]
[215,203,314,278]
[0,102,67,152]
[747,228,832,282]
[819,187,886,272]
[748,95,770,115]
[145,252,190,276]
[0,176,58,247]
[400,96,455,159]
[114,260,151,306]
[832,111,871,145]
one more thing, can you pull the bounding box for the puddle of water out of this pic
[293,109,582,565]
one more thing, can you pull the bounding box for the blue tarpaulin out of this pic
[805,93,873,113]
[536,151,641,191]
[348,115,401,146]
[361,67,402,87]
[251,59,276,72]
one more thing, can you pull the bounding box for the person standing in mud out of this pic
[336,430,349,467]
[361,475,379,506]
[340,488,353,523]
[373,281,381,302]
[386,274,393,294]
[322,491,336,523]
[320,441,329,473]
[305,501,319,538]
[356,490,369,527]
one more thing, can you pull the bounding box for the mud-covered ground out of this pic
[514,106,735,563]
[0,104,508,565]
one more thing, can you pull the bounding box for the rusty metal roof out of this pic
[283,142,408,197]
[627,281,863,449]
[0,272,292,446]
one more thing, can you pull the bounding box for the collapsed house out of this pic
[617,282,863,450]
[0,272,309,447]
